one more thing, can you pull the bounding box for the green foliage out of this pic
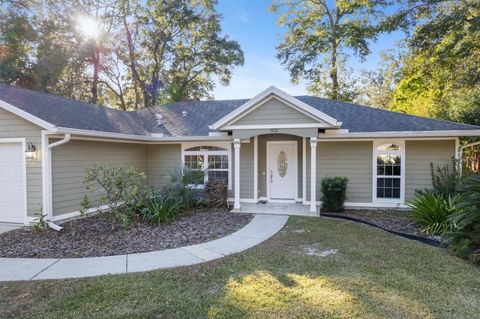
[83,165,146,230]
[163,167,205,210]
[32,210,48,232]
[137,189,182,224]
[204,180,228,208]
[271,0,389,101]
[0,0,244,109]
[446,175,480,264]
[321,177,348,212]
[430,160,461,198]
[408,191,461,235]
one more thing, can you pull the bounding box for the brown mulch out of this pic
[0,209,252,258]
[324,209,438,240]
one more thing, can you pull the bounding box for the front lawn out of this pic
[1,217,479,319]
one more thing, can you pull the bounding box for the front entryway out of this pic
[267,141,297,200]
[0,141,26,224]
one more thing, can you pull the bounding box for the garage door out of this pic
[0,142,26,223]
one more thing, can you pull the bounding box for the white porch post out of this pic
[233,138,241,210]
[310,137,318,214]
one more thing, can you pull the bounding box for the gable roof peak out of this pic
[209,85,342,130]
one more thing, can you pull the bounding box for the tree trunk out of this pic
[121,1,142,109]
[330,45,339,100]
[91,45,100,104]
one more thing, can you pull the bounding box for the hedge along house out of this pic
[1,84,480,225]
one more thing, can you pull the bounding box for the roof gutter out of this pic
[53,127,233,142]
[317,130,480,139]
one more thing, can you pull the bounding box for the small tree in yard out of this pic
[83,165,146,230]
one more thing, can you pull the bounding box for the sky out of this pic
[212,0,405,100]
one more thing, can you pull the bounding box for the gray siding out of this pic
[240,139,254,198]
[51,140,147,216]
[147,144,182,188]
[405,140,455,201]
[233,98,321,126]
[258,134,303,199]
[0,108,42,217]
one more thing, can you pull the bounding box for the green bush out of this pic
[430,160,461,198]
[407,191,462,235]
[205,180,228,208]
[83,165,146,230]
[163,167,205,209]
[446,175,480,264]
[321,177,348,212]
[138,189,181,223]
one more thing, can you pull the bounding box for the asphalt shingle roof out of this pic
[1,83,479,137]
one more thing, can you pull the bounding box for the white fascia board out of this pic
[0,99,56,130]
[222,123,333,130]
[209,86,341,130]
[55,127,233,142]
[318,130,480,139]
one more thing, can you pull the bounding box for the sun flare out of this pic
[76,16,100,39]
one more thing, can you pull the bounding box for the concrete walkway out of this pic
[0,214,288,281]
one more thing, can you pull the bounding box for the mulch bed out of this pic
[0,209,252,258]
[323,209,440,241]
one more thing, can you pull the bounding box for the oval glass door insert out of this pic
[277,151,288,177]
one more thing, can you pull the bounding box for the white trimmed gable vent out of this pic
[155,113,163,126]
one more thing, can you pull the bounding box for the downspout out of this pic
[45,133,71,231]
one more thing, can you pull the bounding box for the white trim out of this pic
[209,86,341,130]
[180,142,232,190]
[253,136,258,202]
[0,138,28,225]
[233,139,241,210]
[318,130,480,139]
[266,140,298,201]
[318,137,458,142]
[222,123,333,130]
[0,99,56,130]
[372,139,405,205]
[309,137,317,213]
[302,137,306,204]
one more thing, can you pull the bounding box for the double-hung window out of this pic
[373,141,405,203]
[183,145,230,189]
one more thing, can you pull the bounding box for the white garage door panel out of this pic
[0,142,26,223]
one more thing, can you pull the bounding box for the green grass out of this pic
[1,217,479,319]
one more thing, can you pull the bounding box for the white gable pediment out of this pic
[209,86,341,131]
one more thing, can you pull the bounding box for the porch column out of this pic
[310,137,318,214]
[233,138,241,210]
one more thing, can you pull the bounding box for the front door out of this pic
[268,141,297,200]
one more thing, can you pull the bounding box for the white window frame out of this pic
[372,139,405,204]
[181,142,232,190]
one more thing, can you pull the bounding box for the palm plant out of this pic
[446,175,480,263]
[407,191,462,235]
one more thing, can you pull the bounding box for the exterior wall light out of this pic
[25,142,37,160]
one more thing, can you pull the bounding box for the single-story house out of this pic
[1,84,479,225]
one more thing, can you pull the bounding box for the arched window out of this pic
[373,140,405,203]
[183,144,230,188]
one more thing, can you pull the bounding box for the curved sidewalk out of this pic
[0,214,288,281]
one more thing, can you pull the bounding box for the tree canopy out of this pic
[0,0,244,109]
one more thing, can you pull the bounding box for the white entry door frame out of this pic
[266,141,298,202]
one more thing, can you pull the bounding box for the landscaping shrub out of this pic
[430,160,461,198]
[138,189,182,223]
[205,180,228,208]
[407,191,462,235]
[163,167,206,209]
[446,175,480,264]
[321,177,348,212]
[83,165,146,230]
